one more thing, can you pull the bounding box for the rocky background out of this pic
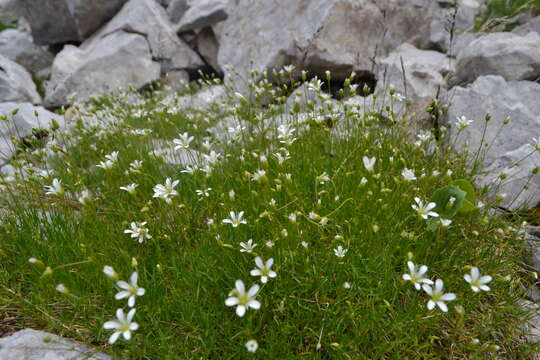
[0,0,539,224]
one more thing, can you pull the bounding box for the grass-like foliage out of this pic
[0,73,537,358]
[475,0,540,31]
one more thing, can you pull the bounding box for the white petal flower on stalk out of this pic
[103,308,139,344]
[333,245,348,258]
[225,280,261,317]
[250,257,277,283]
[97,159,114,170]
[422,279,456,313]
[78,189,92,204]
[240,239,257,253]
[105,151,119,162]
[412,197,439,219]
[222,211,247,227]
[439,218,452,227]
[401,168,416,181]
[251,169,266,182]
[129,160,143,172]
[195,188,212,198]
[115,272,146,307]
[277,124,297,145]
[362,156,376,172]
[44,178,64,196]
[124,221,152,243]
[153,178,179,204]
[173,132,194,150]
[103,265,118,280]
[455,115,473,130]
[120,183,139,194]
[464,267,492,292]
[317,172,331,184]
[245,339,258,353]
[402,261,434,290]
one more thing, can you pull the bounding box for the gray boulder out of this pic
[376,43,451,117]
[478,144,540,210]
[16,0,128,45]
[44,31,161,107]
[167,0,189,23]
[90,0,203,73]
[447,76,540,167]
[0,329,110,360]
[0,29,54,76]
[176,85,227,109]
[0,102,64,165]
[0,55,41,104]
[417,0,484,53]
[176,0,228,32]
[196,27,221,73]
[451,32,540,86]
[513,15,540,35]
[216,0,432,92]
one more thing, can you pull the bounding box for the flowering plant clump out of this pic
[0,73,535,358]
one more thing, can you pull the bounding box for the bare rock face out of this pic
[0,55,41,104]
[176,0,228,32]
[196,27,221,73]
[451,32,540,86]
[447,75,540,210]
[376,43,451,117]
[167,0,189,23]
[90,0,203,74]
[513,15,540,35]
[0,329,111,360]
[16,0,128,45]
[44,31,161,107]
[0,102,64,165]
[216,0,432,92]
[0,29,54,76]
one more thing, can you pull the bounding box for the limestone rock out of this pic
[478,144,540,210]
[0,29,54,75]
[447,76,540,167]
[451,32,540,86]
[376,43,451,117]
[513,15,540,36]
[417,0,484,53]
[196,27,221,73]
[0,102,64,165]
[176,85,227,109]
[44,31,161,107]
[17,0,128,45]
[167,0,189,23]
[176,0,228,32]
[90,0,203,73]
[0,329,110,360]
[216,0,432,92]
[0,55,41,104]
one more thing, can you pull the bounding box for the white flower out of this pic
[228,189,236,200]
[277,124,297,145]
[288,213,297,222]
[181,164,199,174]
[455,115,473,130]
[97,159,114,169]
[129,160,143,172]
[55,283,68,294]
[195,188,212,198]
[533,137,540,152]
[439,218,452,227]
[392,92,405,102]
[103,265,118,280]
[362,156,376,172]
[333,245,348,258]
[250,257,277,283]
[307,77,323,92]
[464,267,492,292]
[416,131,431,143]
[115,272,146,307]
[225,280,261,317]
[301,241,309,248]
[44,178,64,196]
[173,132,194,150]
[105,151,119,162]
[103,308,139,344]
[120,183,139,194]
[78,189,92,204]
[402,261,434,290]
[274,150,291,164]
[245,339,258,353]
[240,239,257,253]
[422,279,456,312]
[343,282,352,289]
[360,177,368,186]
[401,168,416,181]
[412,197,439,219]
[124,222,152,243]
[153,178,179,203]
[265,240,274,248]
[317,172,331,184]
[203,151,221,165]
[222,211,247,227]
[251,169,266,182]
